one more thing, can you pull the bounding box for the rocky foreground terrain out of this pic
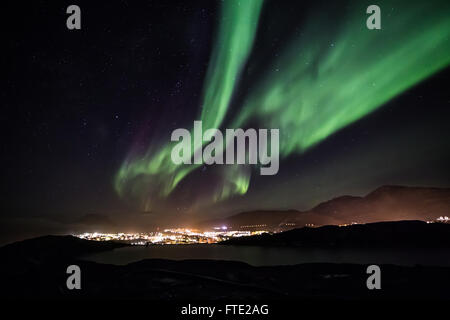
[1,221,450,300]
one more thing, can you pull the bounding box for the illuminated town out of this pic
[75,216,449,245]
[75,227,268,245]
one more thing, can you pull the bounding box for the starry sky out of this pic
[2,0,450,238]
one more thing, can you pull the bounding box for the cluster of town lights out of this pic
[75,217,448,245]
[75,227,268,245]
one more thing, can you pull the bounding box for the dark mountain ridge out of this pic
[199,185,450,230]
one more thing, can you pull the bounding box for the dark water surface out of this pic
[80,244,450,266]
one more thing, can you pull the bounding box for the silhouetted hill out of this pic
[304,185,450,225]
[0,235,128,266]
[199,186,450,230]
[223,220,450,248]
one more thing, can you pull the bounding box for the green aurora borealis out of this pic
[115,0,450,211]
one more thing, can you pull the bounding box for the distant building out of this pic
[436,216,449,223]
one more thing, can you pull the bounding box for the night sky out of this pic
[2,0,450,241]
